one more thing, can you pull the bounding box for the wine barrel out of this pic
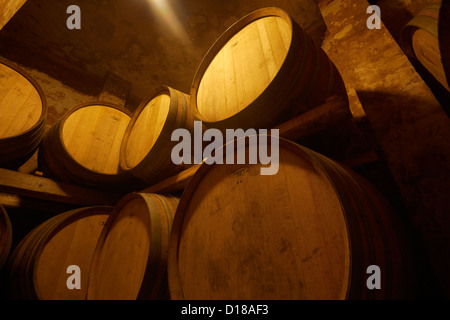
[119,86,195,185]
[87,193,179,300]
[6,206,113,300]
[38,101,137,189]
[0,57,47,169]
[167,137,415,300]
[401,1,449,91]
[190,7,348,131]
[0,205,12,270]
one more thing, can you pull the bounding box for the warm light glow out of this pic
[148,0,190,43]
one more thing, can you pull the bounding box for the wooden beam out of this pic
[0,192,79,214]
[0,168,122,207]
[273,95,351,141]
[318,0,450,297]
[141,163,201,194]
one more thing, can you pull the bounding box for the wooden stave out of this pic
[55,102,133,184]
[0,57,47,140]
[167,139,350,300]
[305,149,415,299]
[38,118,108,186]
[119,86,196,185]
[343,165,416,299]
[87,193,179,300]
[137,193,176,299]
[32,207,113,300]
[189,7,348,131]
[153,194,180,299]
[7,210,76,299]
[401,1,449,91]
[190,7,306,130]
[0,117,46,169]
[0,57,47,169]
[401,1,441,58]
[37,120,76,183]
[6,206,113,300]
[8,210,76,299]
[18,211,78,300]
[38,101,137,189]
[167,137,414,300]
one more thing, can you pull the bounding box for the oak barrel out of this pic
[401,1,449,91]
[190,7,347,131]
[119,86,195,185]
[0,57,47,169]
[167,137,415,300]
[6,206,112,300]
[87,193,179,300]
[38,101,137,189]
[0,205,12,270]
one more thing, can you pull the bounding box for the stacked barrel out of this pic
[0,7,417,300]
[401,0,450,94]
[37,101,137,190]
[6,195,178,300]
[0,58,47,169]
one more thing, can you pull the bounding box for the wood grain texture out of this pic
[6,206,113,300]
[62,105,130,175]
[413,28,449,90]
[0,168,121,207]
[190,7,348,131]
[87,193,179,300]
[167,139,414,299]
[0,58,47,168]
[401,1,449,91]
[35,209,111,300]
[38,101,139,190]
[0,62,41,138]
[120,86,196,185]
[124,94,171,168]
[0,192,82,214]
[197,16,290,122]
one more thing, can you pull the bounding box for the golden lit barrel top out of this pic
[124,93,171,169]
[0,60,44,139]
[119,86,194,185]
[60,103,131,175]
[193,8,292,122]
